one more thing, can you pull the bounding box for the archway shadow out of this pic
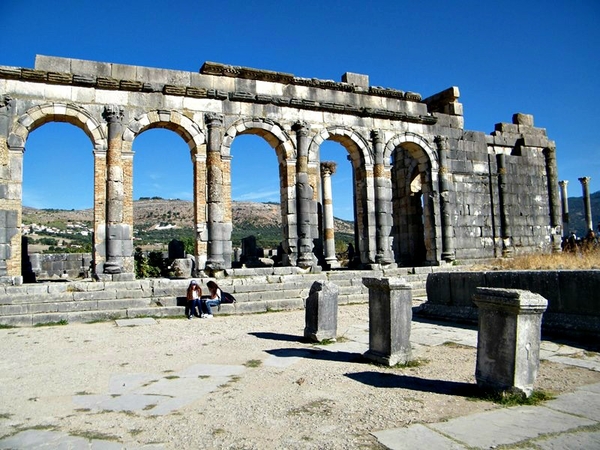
[249,332,306,343]
[346,371,477,397]
[265,347,365,364]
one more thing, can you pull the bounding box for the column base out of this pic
[363,349,411,367]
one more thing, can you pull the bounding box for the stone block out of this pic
[34,55,71,73]
[512,113,534,127]
[473,287,547,396]
[341,72,369,89]
[363,277,412,366]
[304,281,339,342]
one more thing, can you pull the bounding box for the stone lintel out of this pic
[473,287,548,314]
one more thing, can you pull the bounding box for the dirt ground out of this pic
[1,303,599,449]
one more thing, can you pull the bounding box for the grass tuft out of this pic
[34,319,68,327]
[244,359,262,368]
[474,389,555,406]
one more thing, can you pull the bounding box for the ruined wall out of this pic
[0,56,558,282]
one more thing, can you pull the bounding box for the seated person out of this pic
[200,280,221,318]
[185,280,202,319]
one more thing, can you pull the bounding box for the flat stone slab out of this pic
[372,424,467,449]
[536,430,600,449]
[0,429,166,449]
[547,355,600,372]
[429,405,595,448]
[545,387,600,421]
[115,318,157,327]
[73,363,246,416]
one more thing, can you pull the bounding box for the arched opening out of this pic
[22,122,94,279]
[319,140,356,268]
[132,128,193,275]
[230,133,281,267]
[391,144,429,266]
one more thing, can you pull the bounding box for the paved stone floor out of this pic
[1,317,599,449]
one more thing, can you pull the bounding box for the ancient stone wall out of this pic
[0,55,559,282]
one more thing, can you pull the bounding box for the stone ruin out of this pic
[0,55,561,283]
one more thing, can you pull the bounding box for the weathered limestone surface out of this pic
[0,56,558,282]
[363,277,412,366]
[473,287,547,397]
[304,280,339,342]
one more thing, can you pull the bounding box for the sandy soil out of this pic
[0,304,599,449]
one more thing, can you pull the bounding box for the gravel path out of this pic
[1,304,599,449]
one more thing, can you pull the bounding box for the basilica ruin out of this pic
[0,55,560,283]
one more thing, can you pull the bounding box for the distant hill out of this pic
[22,199,355,250]
[566,190,600,236]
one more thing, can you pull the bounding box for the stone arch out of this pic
[221,117,294,162]
[7,103,106,280]
[221,117,296,266]
[308,126,375,265]
[9,102,107,151]
[386,132,440,265]
[124,110,205,152]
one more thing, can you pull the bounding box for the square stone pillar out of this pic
[304,281,338,342]
[473,287,548,397]
[362,277,412,366]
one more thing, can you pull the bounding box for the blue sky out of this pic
[2,0,599,221]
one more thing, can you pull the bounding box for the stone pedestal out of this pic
[473,287,548,397]
[304,281,338,342]
[362,277,412,366]
[170,258,193,279]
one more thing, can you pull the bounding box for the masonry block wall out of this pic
[0,56,559,282]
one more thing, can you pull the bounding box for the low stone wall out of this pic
[419,270,600,339]
[28,253,92,280]
[0,267,399,327]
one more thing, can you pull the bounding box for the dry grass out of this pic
[472,247,600,271]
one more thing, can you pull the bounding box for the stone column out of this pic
[102,105,125,275]
[362,277,412,366]
[496,153,512,257]
[579,177,593,233]
[320,161,340,269]
[558,180,569,237]
[372,131,393,265]
[205,113,225,271]
[544,147,562,252]
[472,287,548,397]
[348,155,360,267]
[0,95,20,281]
[292,121,314,269]
[435,136,455,262]
[304,281,339,342]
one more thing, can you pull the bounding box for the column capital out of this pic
[579,176,591,186]
[320,161,337,176]
[558,180,568,187]
[371,129,383,144]
[102,104,124,123]
[292,120,310,136]
[0,95,15,113]
[434,135,449,151]
[205,112,224,128]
